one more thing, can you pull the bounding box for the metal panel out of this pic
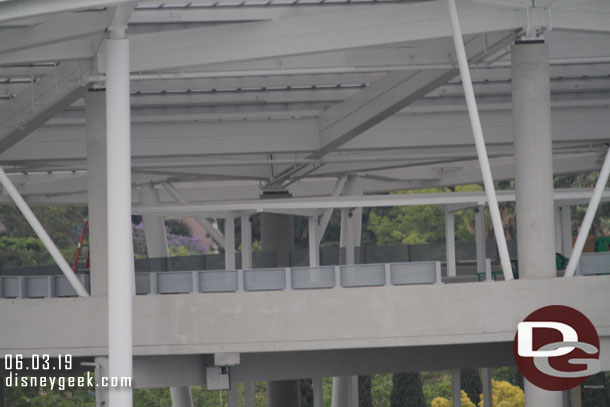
[157,271,193,294]
[199,270,238,293]
[244,268,286,291]
[135,273,151,295]
[340,264,385,287]
[54,275,89,297]
[390,262,437,285]
[24,276,50,298]
[1,276,21,298]
[576,252,610,276]
[291,266,335,289]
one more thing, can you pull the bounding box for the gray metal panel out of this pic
[244,268,286,291]
[200,270,237,293]
[54,275,89,297]
[157,272,193,294]
[1,276,20,298]
[340,264,385,287]
[291,266,335,289]
[390,262,437,285]
[577,252,610,276]
[135,273,151,295]
[25,276,49,298]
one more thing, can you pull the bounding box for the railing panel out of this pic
[340,264,385,287]
[390,262,438,285]
[244,268,286,291]
[291,266,335,289]
[200,270,238,293]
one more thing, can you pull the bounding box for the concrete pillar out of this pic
[332,376,358,407]
[513,41,556,279]
[309,216,320,267]
[481,368,493,407]
[225,216,236,270]
[261,213,298,407]
[228,385,238,407]
[569,386,582,407]
[560,206,573,256]
[94,356,109,406]
[313,377,324,407]
[106,28,134,407]
[241,215,252,269]
[268,380,300,407]
[451,369,461,407]
[554,207,562,253]
[86,90,108,297]
[260,213,294,267]
[475,206,486,274]
[340,176,363,265]
[244,382,255,407]
[513,41,561,406]
[445,211,457,277]
[138,183,169,257]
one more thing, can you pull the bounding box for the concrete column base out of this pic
[524,379,563,407]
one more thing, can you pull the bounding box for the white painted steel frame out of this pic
[446,0,513,280]
[105,30,134,407]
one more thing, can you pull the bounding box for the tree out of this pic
[581,372,610,407]
[390,373,426,407]
[300,379,313,407]
[430,390,476,407]
[479,380,524,407]
[359,376,373,407]
[461,369,482,406]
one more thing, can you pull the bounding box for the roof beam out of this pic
[0,11,112,56]
[100,1,525,73]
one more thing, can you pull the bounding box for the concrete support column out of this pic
[244,382,255,407]
[554,207,562,253]
[86,90,108,297]
[340,176,363,265]
[513,41,561,407]
[228,384,238,407]
[170,388,193,407]
[268,380,300,407]
[138,183,169,257]
[313,377,324,407]
[451,369,460,407]
[309,216,320,267]
[225,216,236,270]
[332,376,358,407]
[481,368,493,407]
[261,212,298,407]
[560,206,573,257]
[513,41,556,279]
[475,206,486,274]
[241,215,253,269]
[445,211,457,277]
[106,28,134,407]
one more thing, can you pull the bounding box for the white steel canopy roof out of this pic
[0,0,609,205]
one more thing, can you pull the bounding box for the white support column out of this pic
[445,210,457,277]
[313,377,324,407]
[481,368,493,407]
[241,215,252,269]
[475,206,486,274]
[554,207,562,254]
[170,388,194,407]
[560,206,572,257]
[513,41,556,281]
[105,28,134,407]
[245,382,255,407]
[225,216,236,270]
[86,90,108,297]
[340,175,363,266]
[451,369,461,407]
[138,183,169,258]
[318,176,348,245]
[512,41,562,406]
[309,216,320,267]
[332,376,358,407]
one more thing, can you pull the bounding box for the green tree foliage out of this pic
[0,237,52,267]
[491,367,523,389]
[165,219,192,237]
[390,373,426,407]
[478,379,524,407]
[461,369,482,406]
[430,390,475,407]
[359,376,373,407]
[301,379,313,407]
[421,371,451,406]
[581,372,610,407]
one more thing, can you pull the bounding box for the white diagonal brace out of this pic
[161,182,226,249]
[317,175,347,245]
[0,167,89,297]
[0,60,93,154]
